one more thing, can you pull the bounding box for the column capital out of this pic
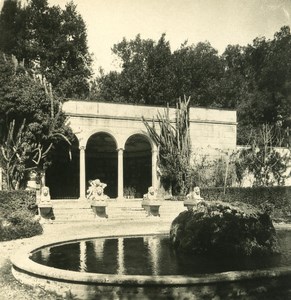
[117,148,124,152]
[79,146,86,151]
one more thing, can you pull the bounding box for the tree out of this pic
[96,36,225,108]
[171,41,224,107]
[97,34,174,105]
[232,27,291,144]
[0,0,92,99]
[0,53,73,190]
[0,0,26,59]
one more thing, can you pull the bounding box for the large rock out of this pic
[170,200,281,256]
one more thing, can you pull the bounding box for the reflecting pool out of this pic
[31,230,291,276]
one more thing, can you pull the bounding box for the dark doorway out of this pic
[46,136,80,199]
[86,132,117,198]
[124,134,152,198]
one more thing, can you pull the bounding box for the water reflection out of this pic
[30,231,291,276]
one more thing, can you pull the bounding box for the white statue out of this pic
[87,179,108,201]
[143,186,158,201]
[186,186,203,202]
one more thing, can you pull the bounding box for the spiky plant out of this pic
[143,96,192,195]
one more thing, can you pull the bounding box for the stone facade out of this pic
[60,100,237,200]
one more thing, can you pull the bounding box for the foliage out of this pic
[0,53,73,190]
[200,186,291,221]
[143,96,191,195]
[0,190,42,241]
[0,211,43,241]
[0,0,92,99]
[123,186,136,197]
[171,41,223,107]
[96,34,174,105]
[95,27,291,144]
[0,190,37,212]
[95,35,222,107]
[170,201,280,256]
[235,124,290,187]
[191,153,237,189]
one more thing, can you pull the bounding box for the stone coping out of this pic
[11,226,291,287]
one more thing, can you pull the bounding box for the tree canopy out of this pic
[0,0,92,99]
[0,52,73,190]
[95,27,291,144]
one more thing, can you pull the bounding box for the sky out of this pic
[1,0,291,74]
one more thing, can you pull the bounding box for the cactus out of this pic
[143,96,192,195]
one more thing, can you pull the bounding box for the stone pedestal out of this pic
[183,199,201,211]
[91,201,108,219]
[142,186,162,217]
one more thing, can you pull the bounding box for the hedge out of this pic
[200,186,291,221]
[0,190,43,241]
[0,190,38,217]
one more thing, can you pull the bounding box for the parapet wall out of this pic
[63,100,237,153]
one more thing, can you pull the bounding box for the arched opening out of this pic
[46,136,80,199]
[124,134,152,198]
[86,132,117,198]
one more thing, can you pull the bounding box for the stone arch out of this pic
[123,133,153,198]
[85,131,118,198]
[82,128,120,150]
[46,134,80,199]
[120,130,154,150]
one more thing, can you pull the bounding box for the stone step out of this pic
[48,199,186,224]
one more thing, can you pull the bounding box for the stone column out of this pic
[79,146,86,200]
[117,148,124,200]
[151,149,158,189]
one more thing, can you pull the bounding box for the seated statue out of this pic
[186,186,203,201]
[143,186,158,201]
[37,186,54,223]
[142,186,161,217]
[87,179,108,201]
[38,186,52,205]
[184,186,204,211]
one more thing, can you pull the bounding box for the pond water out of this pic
[30,230,291,276]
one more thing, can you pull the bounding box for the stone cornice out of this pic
[65,113,237,126]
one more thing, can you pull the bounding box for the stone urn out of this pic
[26,170,40,191]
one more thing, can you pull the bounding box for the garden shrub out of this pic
[0,190,42,241]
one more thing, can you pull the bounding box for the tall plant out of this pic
[143,96,192,195]
[236,124,290,186]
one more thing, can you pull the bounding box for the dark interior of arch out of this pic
[124,134,152,198]
[46,136,80,199]
[86,132,118,198]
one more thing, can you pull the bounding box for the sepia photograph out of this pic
[0,0,290,299]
